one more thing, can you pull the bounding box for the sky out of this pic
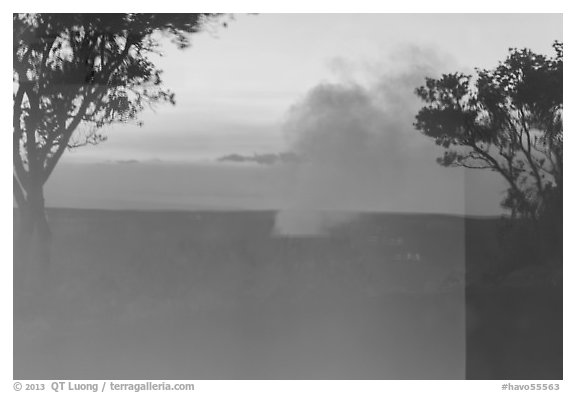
[47,13,562,218]
[65,13,562,163]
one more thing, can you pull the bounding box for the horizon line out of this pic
[12,206,506,220]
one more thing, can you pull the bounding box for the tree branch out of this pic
[13,175,28,209]
[470,143,522,197]
[518,106,544,195]
[13,84,29,192]
[42,37,136,183]
[22,85,43,185]
[42,86,104,183]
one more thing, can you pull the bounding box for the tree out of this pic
[414,42,562,224]
[13,13,224,237]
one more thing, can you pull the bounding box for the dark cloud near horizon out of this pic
[217,152,300,165]
[115,159,141,165]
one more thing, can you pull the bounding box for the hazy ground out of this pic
[13,209,561,379]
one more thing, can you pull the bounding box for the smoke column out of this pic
[273,46,465,236]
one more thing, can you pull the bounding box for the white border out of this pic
[3,2,572,392]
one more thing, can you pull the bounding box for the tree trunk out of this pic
[15,181,51,240]
[14,178,53,319]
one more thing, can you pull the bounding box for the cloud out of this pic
[217,152,300,165]
[115,159,140,165]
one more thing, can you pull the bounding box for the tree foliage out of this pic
[13,13,223,235]
[414,42,562,220]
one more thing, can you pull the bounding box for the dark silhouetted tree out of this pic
[13,13,224,237]
[414,42,562,225]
